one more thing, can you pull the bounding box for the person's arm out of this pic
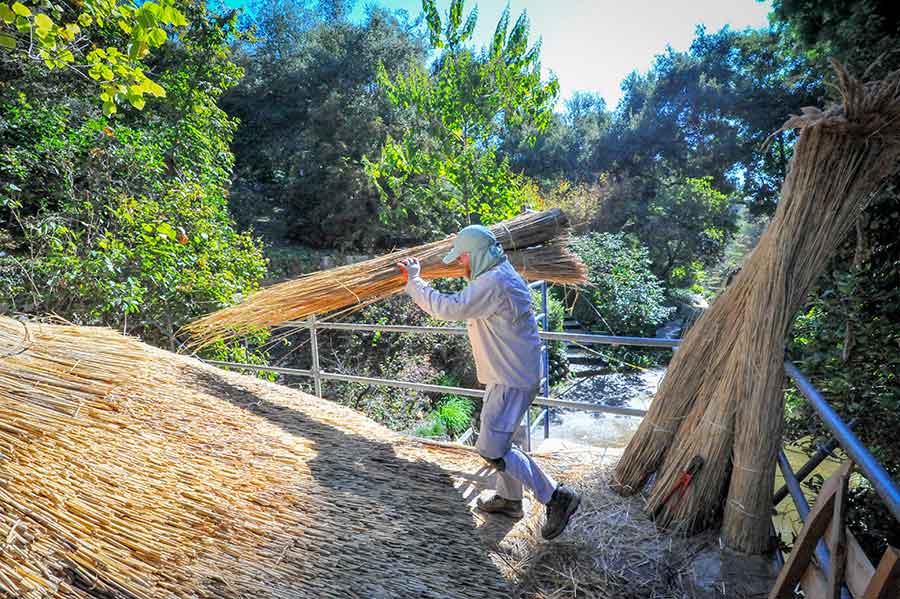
[397,258,499,321]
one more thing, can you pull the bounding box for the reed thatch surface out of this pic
[612,62,900,553]
[477,449,775,599]
[0,316,515,598]
[182,209,587,349]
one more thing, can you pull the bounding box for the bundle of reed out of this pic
[182,209,585,349]
[0,316,150,422]
[612,62,900,553]
[0,321,515,598]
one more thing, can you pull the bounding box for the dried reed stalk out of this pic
[183,209,586,349]
[613,62,900,553]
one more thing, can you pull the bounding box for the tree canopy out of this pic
[364,0,558,239]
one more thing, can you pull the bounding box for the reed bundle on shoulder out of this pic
[612,62,900,553]
[183,209,586,349]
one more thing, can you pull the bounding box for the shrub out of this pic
[433,393,475,437]
[570,232,674,337]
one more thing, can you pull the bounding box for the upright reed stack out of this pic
[612,62,900,553]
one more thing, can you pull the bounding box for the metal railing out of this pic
[772,361,900,597]
[784,361,900,524]
[203,280,677,448]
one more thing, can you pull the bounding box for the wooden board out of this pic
[800,561,828,599]
[827,467,850,599]
[770,461,852,599]
[846,529,877,598]
[864,546,900,599]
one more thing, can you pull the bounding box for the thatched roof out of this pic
[0,317,513,598]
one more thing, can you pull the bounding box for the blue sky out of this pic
[350,0,772,108]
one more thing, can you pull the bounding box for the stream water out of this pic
[542,366,666,448]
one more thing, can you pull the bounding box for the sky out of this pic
[349,0,773,108]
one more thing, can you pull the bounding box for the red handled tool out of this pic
[653,455,704,519]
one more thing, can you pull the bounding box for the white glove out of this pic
[397,257,421,280]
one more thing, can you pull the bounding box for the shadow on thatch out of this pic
[186,365,512,598]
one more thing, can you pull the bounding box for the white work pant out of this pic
[476,384,557,504]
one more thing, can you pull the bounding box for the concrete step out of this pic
[571,368,613,378]
[568,355,605,365]
[565,346,598,358]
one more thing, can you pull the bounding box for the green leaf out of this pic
[77,12,91,26]
[11,2,29,17]
[0,4,14,23]
[171,8,186,26]
[142,2,160,18]
[148,27,166,46]
[0,32,14,48]
[156,222,176,240]
[34,12,51,31]
[102,100,116,116]
[128,95,145,110]
[143,78,165,97]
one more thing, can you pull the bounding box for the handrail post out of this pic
[309,316,322,397]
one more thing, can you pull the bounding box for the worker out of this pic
[396,225,581,540]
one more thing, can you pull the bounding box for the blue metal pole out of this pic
[785,361,900,524]
[541,281,550,440]
[776,451,832,570]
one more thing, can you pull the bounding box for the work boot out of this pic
[476,493,524,519]
[541,484,581,540]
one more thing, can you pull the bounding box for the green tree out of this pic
[606,27,820,214]
[596,175,736,287]
[364,0,558,239]
[503,91,611,184]
[223,5,427,249]
[570,232,674,337]
[772,0,900,557]
[0,0,187,113]
[0,0,267,358]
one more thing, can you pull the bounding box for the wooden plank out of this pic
[826,465,851,599]
[864,546,900,599]
[770,461,852,599]
[801,561,828,599]
[846,529,877,598]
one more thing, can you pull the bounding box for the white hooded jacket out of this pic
[405,260,542,389]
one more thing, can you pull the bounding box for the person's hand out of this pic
[396,257,421,281]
